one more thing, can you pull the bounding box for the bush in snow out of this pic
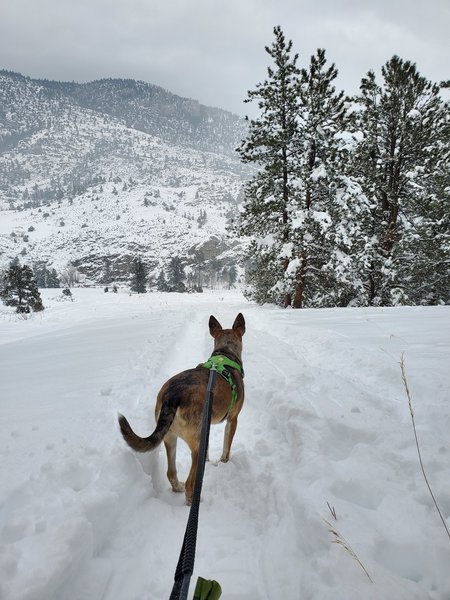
[61,287,73,301]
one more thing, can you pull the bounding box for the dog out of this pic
[118,313,245,504]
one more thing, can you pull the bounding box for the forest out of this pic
[238,26,449,307]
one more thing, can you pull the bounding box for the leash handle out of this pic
[170,365,217,600]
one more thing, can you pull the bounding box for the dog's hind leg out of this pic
[164,432,184,493]
[220,417,238,463]
[185,446,199,506]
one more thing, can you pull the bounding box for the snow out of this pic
[407,109,421,120]
[0,175,241,275]
[310,164,327,182]
[1,289,449,600]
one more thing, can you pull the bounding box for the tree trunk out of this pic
[368,266,376,305]
[284,292,292,308]
[293,283,304,309]
[292,254,307,308]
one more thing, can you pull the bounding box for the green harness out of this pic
[200,354,244,421]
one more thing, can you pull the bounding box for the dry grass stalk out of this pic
[327,502,337,520]
[400,354,450,541]
[324,519,373,583]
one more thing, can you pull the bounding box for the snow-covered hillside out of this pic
[0,71,248,280]
[0,178,240,279]
[1,289,449,599]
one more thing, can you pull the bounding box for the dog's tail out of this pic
[118,400,177,452]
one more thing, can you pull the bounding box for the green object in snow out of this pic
[193,576,222,600]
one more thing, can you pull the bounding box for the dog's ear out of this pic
[232,313,245,336]
[209,315,223,338]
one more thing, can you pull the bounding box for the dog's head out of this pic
[209,313,245,360]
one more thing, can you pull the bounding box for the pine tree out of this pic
[287,48,368,307]
[156,269,169,292]
[400,88,450,304]
[101,258,113,285]
[0,261,44,313]
[32,263,60,288]
[197,209,207,227]
[237,25,301,307]
[227,264,238,289]
[33,262,49,287]
[354,56,448,305]
[47,268,60,288]
[167,256,186,292]
[238,32,367,308]
[130,257,147,294]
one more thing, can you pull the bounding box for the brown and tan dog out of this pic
[118,313,245,504]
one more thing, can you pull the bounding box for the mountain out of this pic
[0,70,249,284]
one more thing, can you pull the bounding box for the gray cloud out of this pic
[1,0,448,115]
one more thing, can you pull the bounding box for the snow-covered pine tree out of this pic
[130,257,147,294]
[226,264,237,289]
[47,268,60,288]
[237,26,301,307]
[33,263,60,288]
[399,87,450,304]
[101,258,113,285]
[167,256,186,292]
[1,261,44,313]
[354,56,448,305]
[33,262,50,288]
[287,48,369,307]
[156,269,169,292]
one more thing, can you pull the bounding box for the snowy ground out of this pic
[0,288,449,600]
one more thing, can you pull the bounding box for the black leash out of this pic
[169,364,217,600]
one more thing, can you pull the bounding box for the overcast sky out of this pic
[1,0,449,116]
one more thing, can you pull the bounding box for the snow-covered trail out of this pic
[1,290,449,600]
